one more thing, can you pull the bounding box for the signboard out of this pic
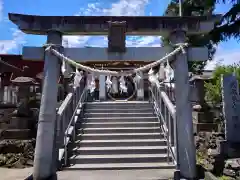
[222,74,240,143]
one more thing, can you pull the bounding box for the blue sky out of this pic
[0,0,239,69]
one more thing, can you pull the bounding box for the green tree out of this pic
[204,63,240,105]
[210,0,240,43]
[163,0,217,73]
[165,0,216,16]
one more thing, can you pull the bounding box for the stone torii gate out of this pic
[9,13,220,179]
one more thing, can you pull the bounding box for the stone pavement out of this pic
[57,169,174,180]
[0,167,32,180]
[0,168,174,180]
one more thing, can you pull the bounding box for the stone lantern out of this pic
[189,73,218,132]
[11,76,39,117]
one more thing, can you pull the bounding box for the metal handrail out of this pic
[148,83,179,167]
[56,86,89,167]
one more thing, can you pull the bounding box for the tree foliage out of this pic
[204,63,240,105]
[163,0,217,73]
[210,0,240,43]
[165,0,216,16]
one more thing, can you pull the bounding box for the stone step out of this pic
[66,162,175,170]
[85,103,152,109]
[86,101,150,105]
[85,106,152,110]
[81,122,160,128]
[72,146,168,155]
[66,101,174,172]
[74,139,166,147]
[81,127,161,134]
[84,112,154,118]
[84,108,153,113]
[78,132,164,140]
[82,116,158,123]
[69,154,170,164]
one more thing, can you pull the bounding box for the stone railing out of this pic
[148,83,178,167]
[55,85,89,167]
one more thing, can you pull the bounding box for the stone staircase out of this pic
[66,101,175,173]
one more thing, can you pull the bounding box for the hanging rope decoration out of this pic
[164,59,174,82]
[133,73,142,88]
[119,75,128,93]
[158,63,165,81]
[61,58,66,75]
[111,76,119,94]
[89,74,96,93]
[44,43,187,94]
[73,68,83,88]
[105,75,112,90]
[44,43,188,77]
[148,68,159,85]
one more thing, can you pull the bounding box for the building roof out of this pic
[0,54,44,78]
[189,70,213,81]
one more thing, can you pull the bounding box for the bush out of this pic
[204,63,240,105]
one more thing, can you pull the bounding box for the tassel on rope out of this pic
[133,73,142,86]
[158,63,165,81]
[111,76,119,94]
[61,59,66,75]
[164,59,174,82]
[73,68,83,88]
[148,68,159,85]
[119,75,127,93]
[89,74,96,93]
[105,75,112,90]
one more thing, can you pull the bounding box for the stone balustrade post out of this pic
[137,71,144,101]
[99,75,106,101]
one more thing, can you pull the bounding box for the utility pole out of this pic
[179,0,183,17]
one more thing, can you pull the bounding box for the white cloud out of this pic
[126,36,161,47]
[0,1,26,54]
[205,48,240,70]
[64,0,160,47]
[63,36,90,47]
[102,0,148,16]
[0,29,26,54]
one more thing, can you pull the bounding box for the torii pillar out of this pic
[170,30,196,179]
[34,31,62,179]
